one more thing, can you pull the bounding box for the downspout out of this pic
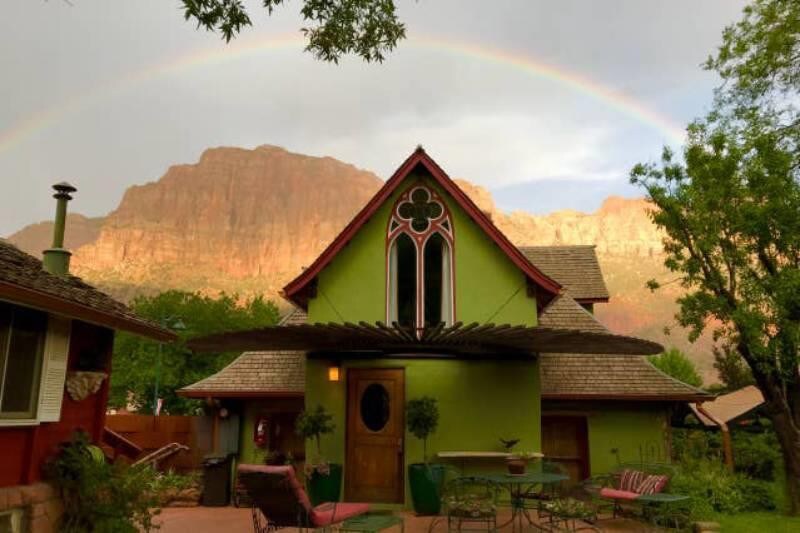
[695,402,734,471]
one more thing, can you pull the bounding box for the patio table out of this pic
[479,472,569,532]
[636,493,690,530]
[340,513,404,533]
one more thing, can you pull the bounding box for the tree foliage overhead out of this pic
[110,290,280,415]
[648,348,703,388]
[181,0,406,62]
[713,342,755,392]
[631,0,800,513]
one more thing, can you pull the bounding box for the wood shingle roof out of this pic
[179,350,305,398]
[0,240,174,341]
[539,293,709,401]
[519,245,610,302]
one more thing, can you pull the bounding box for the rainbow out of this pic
[0,33,685,154]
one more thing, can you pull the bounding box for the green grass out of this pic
[712,512,800,532]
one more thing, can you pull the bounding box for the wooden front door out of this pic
[542,415,590,483]
[345,368,405,503]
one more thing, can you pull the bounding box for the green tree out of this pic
[712,343,755,391]
[631,0,800,512]
[181,0,406,62]
[110,290,280,415]
[648,348,703,388]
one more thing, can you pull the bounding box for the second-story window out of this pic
[386,185,454,329]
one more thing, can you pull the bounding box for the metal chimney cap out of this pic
[53,181,77,194]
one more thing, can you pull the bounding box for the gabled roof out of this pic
[539,293,710,401]
[179,350,305,398]
[282,147,562,308]
[0,240,174,341]
[689,385,763,426]
[538,293,608,333]
[519,246,609,302]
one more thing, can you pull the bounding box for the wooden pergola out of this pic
[188,321,663,358]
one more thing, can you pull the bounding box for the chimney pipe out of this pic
[42,181,77,276]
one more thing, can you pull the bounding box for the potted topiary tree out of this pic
[296,405,340,505]
[406,396,445,515]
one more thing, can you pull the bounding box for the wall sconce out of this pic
[328,362,341,382]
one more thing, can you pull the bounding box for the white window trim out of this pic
[0,312,71,427]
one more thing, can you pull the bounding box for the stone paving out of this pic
[154,506,657,532]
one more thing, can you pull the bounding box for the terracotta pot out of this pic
[506,457,526,475]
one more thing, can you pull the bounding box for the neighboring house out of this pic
[0,184,173,533]
[689,385,765,428]
[186,148,709,505]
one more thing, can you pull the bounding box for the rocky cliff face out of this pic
[6,146,714,377]
[454,180,664,257]
[71,145,382,296]
[6,213,104,257]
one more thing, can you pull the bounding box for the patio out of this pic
[154,506,658,532]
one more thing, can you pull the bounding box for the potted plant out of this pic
[296,405,340,505]
[406,396,445,515]
[500,438,526,475]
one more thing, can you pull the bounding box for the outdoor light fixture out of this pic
[328,362,341,382]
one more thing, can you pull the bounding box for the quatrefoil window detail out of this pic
[397,188,443,232]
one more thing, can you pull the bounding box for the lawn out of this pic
[713,512,800,532]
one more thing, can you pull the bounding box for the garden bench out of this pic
[583,463,674,518]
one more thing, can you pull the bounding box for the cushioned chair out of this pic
[237,464,370,532]
[441,476,499,533]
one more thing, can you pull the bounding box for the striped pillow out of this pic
[636,474,669,495]
[619,469,645,492]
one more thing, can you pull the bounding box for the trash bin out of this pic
[201,454,232,506]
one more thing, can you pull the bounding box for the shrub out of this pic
[296,405,336,458]
[732,431,780,481]
[670,460,778,518]
[47,432,160,532]
[406,396,439,463]
[736,477,777,512]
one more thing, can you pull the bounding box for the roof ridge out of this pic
[281,149,562,308]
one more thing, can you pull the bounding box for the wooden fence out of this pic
[105,414,213,471]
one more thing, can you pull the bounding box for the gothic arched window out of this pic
[386,185,454,330]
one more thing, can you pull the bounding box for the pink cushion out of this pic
[600,487,641,501]
[311,502,370,526]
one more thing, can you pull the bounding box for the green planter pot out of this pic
[307,463,342,505]
[408,463,445,515]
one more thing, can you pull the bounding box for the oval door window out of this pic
[360,383,390,432]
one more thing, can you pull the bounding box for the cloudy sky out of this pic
[0,0,748,236]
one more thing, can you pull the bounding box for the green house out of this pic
[183,147,708,506]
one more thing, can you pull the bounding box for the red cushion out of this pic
[311,502,370,526]
[599,487,641,501]
[637,474,669,495]
[618,469,646,492]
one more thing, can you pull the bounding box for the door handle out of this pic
[397,437,403,453]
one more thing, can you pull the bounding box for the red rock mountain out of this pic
[5,145,714,377]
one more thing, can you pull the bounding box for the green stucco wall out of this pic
[238,398,305,465]
[543,401,671,476]
[306,358,541,506]
[307,173,537,326]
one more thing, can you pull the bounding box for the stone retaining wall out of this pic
[0,483,62,533]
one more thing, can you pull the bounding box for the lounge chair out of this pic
[237,464,370,532]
